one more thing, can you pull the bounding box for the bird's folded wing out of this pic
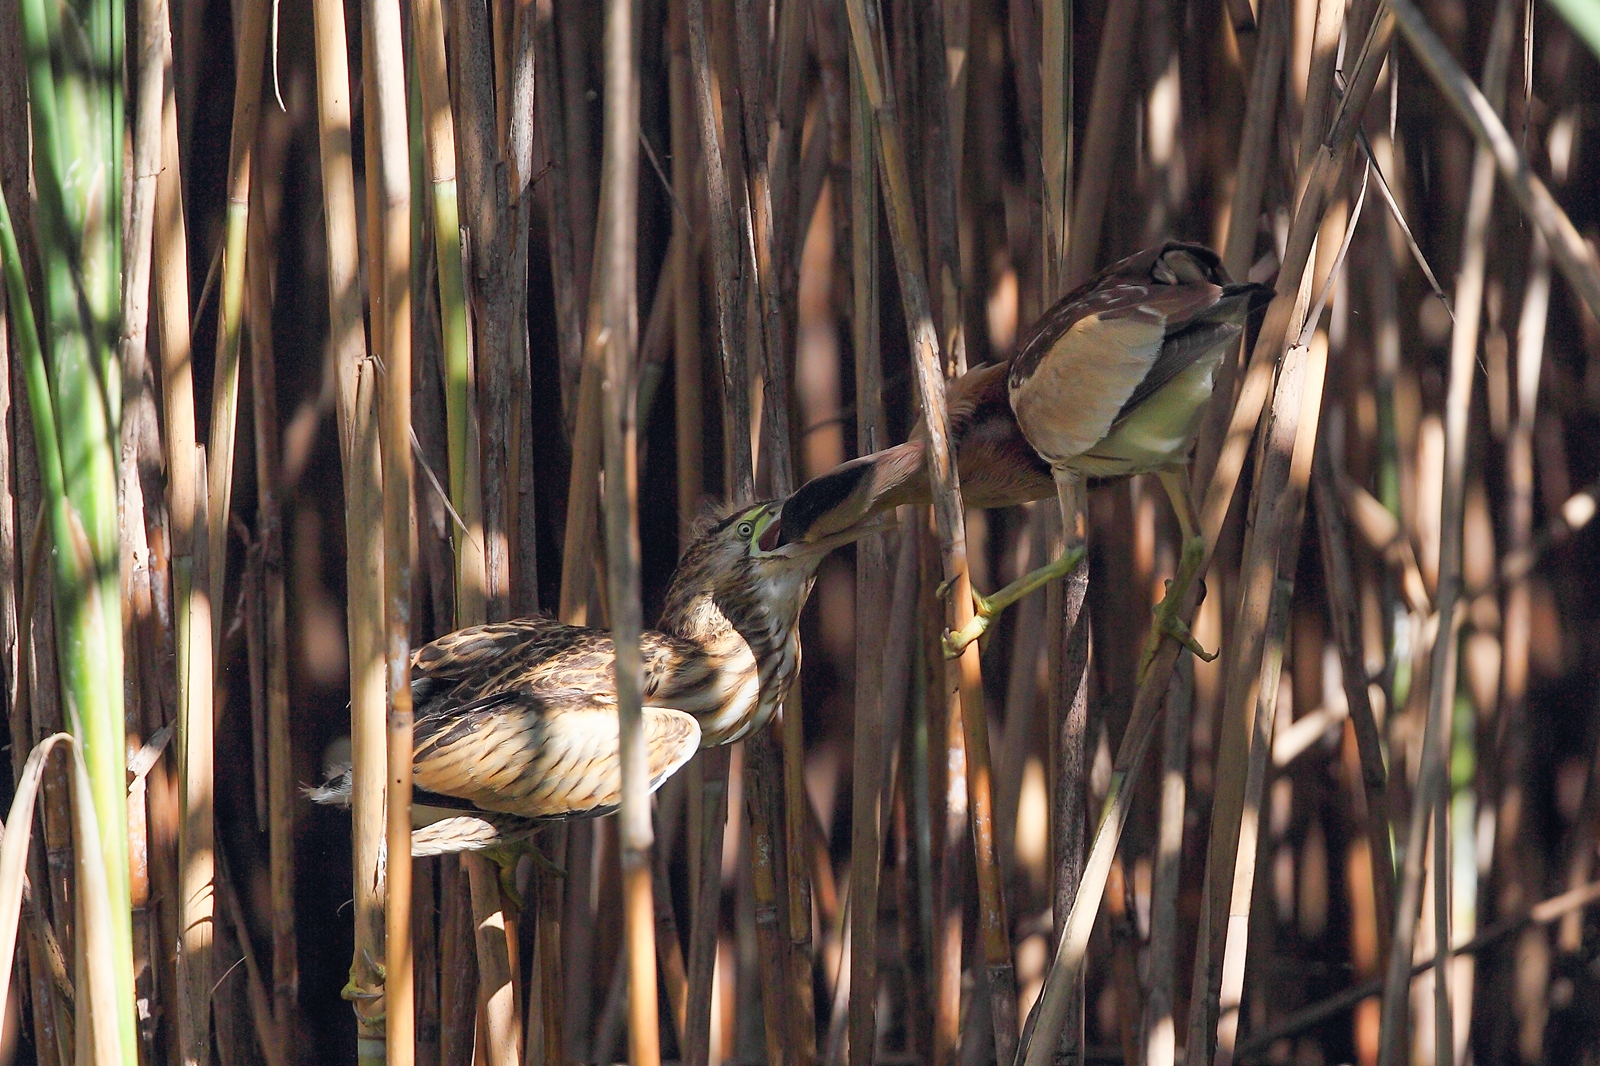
[412,692,700,820]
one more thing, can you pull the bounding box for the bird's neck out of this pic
[658,574,812,745]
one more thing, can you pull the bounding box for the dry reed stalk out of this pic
[918,0,966,374]
[1043,0,1068,292]
[183,449,216,1066]
[204,0,269,659]
[846,31,887,1064]
[840,1,1017,1057]
[1232,879,1600,1060]
[118,0,165,1042]
[652,803,690,1043]
[1496,229,1548,985]
[682,0,755,1058]
[309,0,387,1051]
[686,0,754,505]
[557,236,606,627]
[596,3,658,1063]
[770,10,819,1053]
[215,850,287,1066]
[1219,0,1288,280]
[413,0,484,625]
[151,0,207,1047]
[1185,17,1367,1048]
[683,742,731,1066]
[668,0,703,541]
[2,310,67,1066]
[1140,659,1192,1066]
[449,0,528,625]
[535,0,585,422]
[364,0,417,1058]
[766,0,811,372]
[743,730,793,1066]
[1312,445,1396,965]
[443,3,528,1053]
[1376,3,1515,1059]
[729,8,811,1042]
[245,146,297,1045]
[1205,326,1328,1066]
[1385,0,1600,322]
[1064,0,1140,288]
[1019,14,1401,1058]
[438,859,478,1066]
[148,18,189,1066]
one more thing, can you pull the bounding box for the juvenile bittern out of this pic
[781,241,1271,676]
[311,500,875,857]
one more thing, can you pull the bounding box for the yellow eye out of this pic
[737,521,754,539]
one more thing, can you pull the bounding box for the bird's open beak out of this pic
[768,515,895,561]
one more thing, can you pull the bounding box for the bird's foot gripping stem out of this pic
[482,837,565,913]
[941,546,1087,658]
[1136,533,1216,684]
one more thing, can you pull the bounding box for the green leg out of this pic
[1135,530,1216,684]
[481,834,564,913]
[942,544,1087,658]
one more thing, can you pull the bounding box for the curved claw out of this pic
[942,614,989,659]
[1136,581,1218,684]
[343,959,387,1024]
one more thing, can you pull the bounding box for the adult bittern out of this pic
[781,241,1271,676]
[311,500,877,857]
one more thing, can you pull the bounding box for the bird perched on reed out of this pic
[780,241,1272,676]
[310,500,879,857]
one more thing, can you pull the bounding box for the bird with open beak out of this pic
[310,499,881,858]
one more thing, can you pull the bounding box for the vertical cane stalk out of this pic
[5,0,136,1049]
[365,0,417,1058]
[840,1,1017,1057]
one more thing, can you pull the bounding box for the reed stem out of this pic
[840,1,1017,1057]
[597,1,658,1062]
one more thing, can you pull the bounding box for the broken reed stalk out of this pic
[364,0,417,1057]
[205,0,269,658]
[597,2,659,1063]
[245,144,298,1041]
[309,0,387,1051]
[1018,11,1401,1061]
[1384,0,1600,323]
[840,1,1017,1058]
[1378,2,1516,1059]
[846,31,886,1065]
